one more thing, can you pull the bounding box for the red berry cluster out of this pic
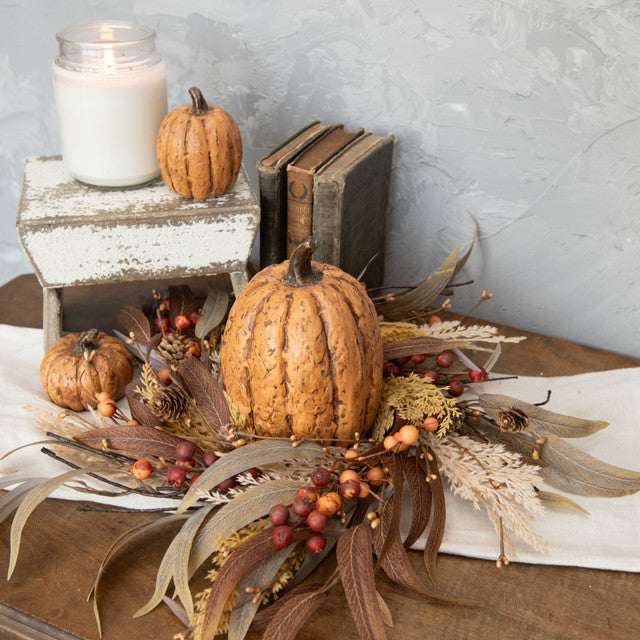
[382,346,489,398]
[129,438,262,493]
[270,465,359,553]
[151,291,202,357]
[161,441,257,491]
[268,453,394,552]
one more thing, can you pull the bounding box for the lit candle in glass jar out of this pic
[52,21,167,188]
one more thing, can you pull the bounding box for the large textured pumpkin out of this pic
[156,86,242,200]
[220,237,383,440]
[40,329,134,411]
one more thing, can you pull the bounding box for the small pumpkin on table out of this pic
[40,329,134,412]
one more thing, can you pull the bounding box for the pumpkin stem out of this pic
[287,237,321,285]
[189,87,210,115]
[74,328,100,355]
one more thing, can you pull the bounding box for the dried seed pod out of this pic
[498,406,529,432]
[147,386,189,422]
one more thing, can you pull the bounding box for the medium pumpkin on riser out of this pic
[220,237,383,440]
[40,329,134,411]
[156,87,242,199]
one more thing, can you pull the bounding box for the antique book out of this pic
[312,132,394,290]
[285,125,363,258]
[257,120,330,268]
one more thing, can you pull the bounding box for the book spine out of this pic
[312,177,342,266]
[286,166,313,257]
[258,167,283,268]
[340,138,393,289]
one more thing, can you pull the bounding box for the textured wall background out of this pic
[1,0,639,356]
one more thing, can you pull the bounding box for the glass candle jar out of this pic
[52,21,167,188]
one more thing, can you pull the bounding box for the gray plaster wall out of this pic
[1,1,639,357]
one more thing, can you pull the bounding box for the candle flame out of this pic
[103,46,115,69]
[99,25,114,41]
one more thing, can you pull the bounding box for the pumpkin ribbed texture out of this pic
[156,87,242,200]
[220,240,383,440]
[40,330,134,411]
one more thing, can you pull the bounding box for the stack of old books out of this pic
[257,121,394,289]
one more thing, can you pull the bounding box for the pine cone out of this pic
[147,386,189,422]
[157,333,189,367]
[498,407,529,432]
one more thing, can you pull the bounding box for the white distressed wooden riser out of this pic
[17,156,260,351]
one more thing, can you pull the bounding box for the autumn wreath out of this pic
[2,237,638,640]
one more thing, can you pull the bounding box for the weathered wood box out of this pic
[16,156,260,350]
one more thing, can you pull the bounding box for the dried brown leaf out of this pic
[383,337,470,360]
[479,421,537,458]
[169,285,195,324]
[0,474,46,490]
[0,478,47,525]
[422,447,445,582]
[539,465,639,498]
[134,530,183,620]
[479,394,609,438]
[229,544,296,640]
[146,332,163,360]
[161,596,190,627]
[133,505,212,623]
[336,522,386,640]
[375,456,403,570]
[188,479,301,577]
[375,245,460,320]
[373,483,470,606]
[403,456,432,549]
[8,465,116,579]
[532,428,640,496]
[284,518,347,590]
[195,285,229,339]
[125,377,161,426]
[127,393,161,427]
[117,304,151,343]
[94,514,186,634]
[376,591,393,627]
[179,440,326,513]
[535,490,590,515]
[250,584,324,631]
[177,356,230,434]
[449,226,476,283]
[261,586,328,640]
[74,426,187,460]
[200,527,308,640]
[172,505,216,622]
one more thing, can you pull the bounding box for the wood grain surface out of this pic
[1,273,639,640]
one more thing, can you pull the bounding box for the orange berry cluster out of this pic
[95,390,117,418]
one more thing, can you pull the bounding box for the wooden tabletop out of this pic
[1,273,639,640]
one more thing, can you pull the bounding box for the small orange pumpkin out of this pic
[156,86,242,199]
[40,329,134,411]
[220,237,383,441]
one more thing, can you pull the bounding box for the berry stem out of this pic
[44,431,135,464]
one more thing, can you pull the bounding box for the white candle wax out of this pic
[53,60,167,188]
